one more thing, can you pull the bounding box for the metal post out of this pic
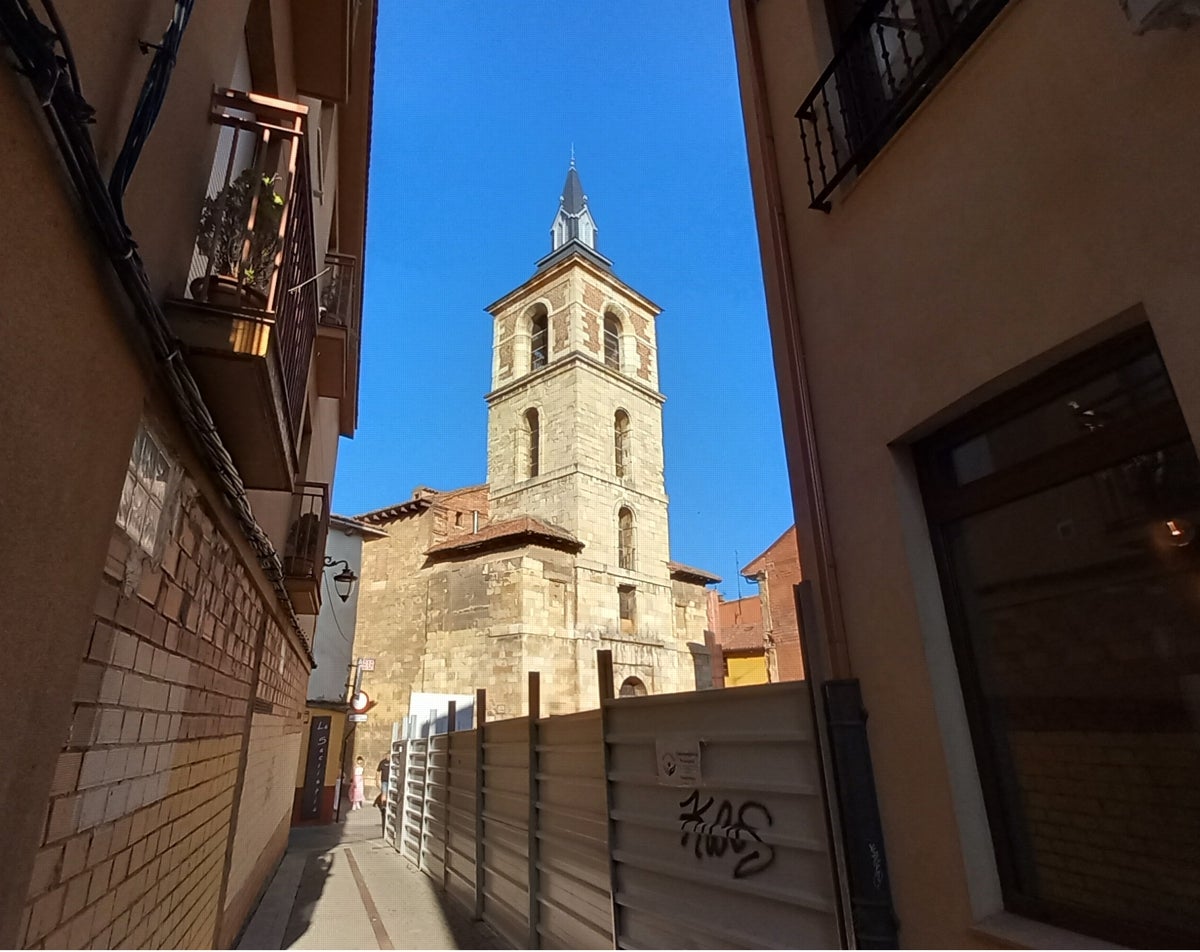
[445,700,456,892]
[596,649,620,947]
[474,688,487,922]
[527,672,541,949]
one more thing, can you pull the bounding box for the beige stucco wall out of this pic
[733,0,1200,946]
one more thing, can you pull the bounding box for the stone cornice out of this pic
[485,351,665,406]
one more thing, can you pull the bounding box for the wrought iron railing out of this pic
[283,481,330,584]
[317,252,359,332]
[795,0,1009,211]
[188,88,319,438]
[187,89,306,310]
[276,149,318,439]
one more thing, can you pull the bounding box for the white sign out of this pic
[358,658,376,671]
[655,735,702,786]
[349,713,368,723]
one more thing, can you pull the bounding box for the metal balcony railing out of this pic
[795,0,1009,211]
[283,481,331,585]
[187,88,319,437]
[318,252,359,333]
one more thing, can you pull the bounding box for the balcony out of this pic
[795,0,1009,211]
[283,482,330,614]
[314,252,359,400]
[165,88,319,491]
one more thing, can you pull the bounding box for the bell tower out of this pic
[483,162,676,639]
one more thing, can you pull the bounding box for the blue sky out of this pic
[333,1,794,597]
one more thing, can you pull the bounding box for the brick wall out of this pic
[20,483,280,949]
[221,618,307,947]
[749,528,805,682]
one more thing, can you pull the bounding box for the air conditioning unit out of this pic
[1122,0,1200,33]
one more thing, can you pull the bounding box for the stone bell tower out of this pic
[483,160,678,644]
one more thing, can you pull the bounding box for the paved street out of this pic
[237,807,503,950]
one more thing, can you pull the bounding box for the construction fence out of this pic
[385,650,850,949]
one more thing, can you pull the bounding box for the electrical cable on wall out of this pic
[108,0,195,231]
[0,0,314,663]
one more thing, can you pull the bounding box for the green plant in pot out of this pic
[191,169,286,308]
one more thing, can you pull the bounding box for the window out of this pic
[525,408,540,479]
[618,585,636,634]
[531,309,548,371]
[115,422,180,559]
[614,410,630,478]
[619,676,647,698]
[617,507,635,571]
[603,312,621,370]
[916,326,1200,946]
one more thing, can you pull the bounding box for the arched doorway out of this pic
[619,676,648,698]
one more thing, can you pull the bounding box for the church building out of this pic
[350,163,720,762]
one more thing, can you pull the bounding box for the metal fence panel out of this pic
[482,716,530,949]
[445,729,478,914]
[400,738,427,866]
[604,682,840,949]
[536,709,612,949]
[386,740,407,849]
[421,732,451,883]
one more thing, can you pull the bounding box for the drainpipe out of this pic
[731,0,851,681]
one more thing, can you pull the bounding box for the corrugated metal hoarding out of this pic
[536,708,612,949]
[421,732,450,881]
[400,737,427,866]
[481,716,530,948]
[445,728,478,912]
[604,681,840,949]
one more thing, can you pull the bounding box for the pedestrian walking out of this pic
[350,756,365,810]
[375,755,391,837]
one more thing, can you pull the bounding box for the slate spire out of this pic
[550,154,598,252]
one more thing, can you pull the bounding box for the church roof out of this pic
[355,484,489,525]
[668,560,722,585]
[425,515,582,560]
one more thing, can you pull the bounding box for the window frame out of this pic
[530,310,549,371]
[524,408,540,479]
[914,324,1199,947]
[618,584,637,634]
[603,312,621,370]
[617,506,636,571]
[614,409,631,479]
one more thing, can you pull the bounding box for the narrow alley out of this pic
[237,810,502,951]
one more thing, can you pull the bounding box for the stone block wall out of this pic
[352,510,435,769]
[19,481,293,949]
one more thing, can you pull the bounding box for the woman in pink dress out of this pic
[350,756,366,811]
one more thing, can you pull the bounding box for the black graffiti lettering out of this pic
[676,790,777,879]
[731,801,775,879]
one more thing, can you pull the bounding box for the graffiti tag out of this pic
[677,789,776,879]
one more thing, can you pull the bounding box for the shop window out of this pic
[916,325,1200,946]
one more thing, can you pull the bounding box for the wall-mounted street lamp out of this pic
[324,557,358,602]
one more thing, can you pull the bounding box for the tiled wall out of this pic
[20,479,304,949]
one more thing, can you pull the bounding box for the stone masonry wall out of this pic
[19,481,292,950]
[351,510,434,770]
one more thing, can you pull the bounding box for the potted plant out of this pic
[191,168,286,308]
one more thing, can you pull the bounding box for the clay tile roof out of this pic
[354,497,432,524]
[716,595,764,651]
[425,516,582,559]
[329,513,389,538]
[667,560,722,585]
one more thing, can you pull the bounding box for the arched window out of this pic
[531,310,549,371]
[619,676,647,698]
[618,506,635,570]
[525,408,540,478]
[614,410,630,478]
[603,313,621,370]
